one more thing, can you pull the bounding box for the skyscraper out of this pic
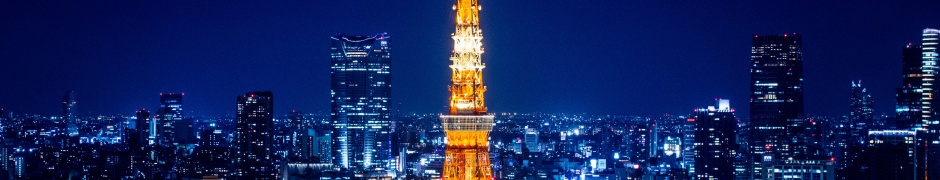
[749,34,804,178]
[897,44,923,129]
[136,109,151,146]
[329,33,392,175]
[842,81,873,170]
[235,91,275,179]
[682,117,696,176]
[919,28,940,179]
[156,93,183,145]
[884,28,940,180]
[920,28,940,135]
[440,0,495,179]
[850,81,873,136]
[62,90,78,136]
[693,99,737,180]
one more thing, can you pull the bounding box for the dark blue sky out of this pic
[1,1,939,118]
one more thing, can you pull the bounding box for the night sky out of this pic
[2,1,940,118]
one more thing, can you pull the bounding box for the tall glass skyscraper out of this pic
[919,28,940,179]
[329,33,392,175]
[235,91,276,179]
[749,34,804,179]
[920,28,940,134]
[157,93,183,145]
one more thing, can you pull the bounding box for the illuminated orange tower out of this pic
[441,0,494,179]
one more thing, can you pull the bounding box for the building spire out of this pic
[454,0,480,26]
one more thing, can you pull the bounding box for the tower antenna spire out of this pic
[441,0,495,179]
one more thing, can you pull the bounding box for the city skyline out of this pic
[3,1,940,117]
[6,1,940,179]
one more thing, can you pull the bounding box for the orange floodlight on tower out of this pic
[441,0,494,179]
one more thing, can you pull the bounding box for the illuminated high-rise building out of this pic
[329,33,392,175]
[761,159,834,180]
[682,117,696,176]
[920,28,940,136]
[692,99,736,180]
[440,0,494,179]
[748,34,804,179]
[919,28,940,179]
[156,93,183,145]
[235,91,276,179]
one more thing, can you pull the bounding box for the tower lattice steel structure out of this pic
[441,0,494,179]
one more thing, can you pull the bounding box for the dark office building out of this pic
[330,33,392,173]
[195,128,229,175]
[853,130,922,180]
[62,90,77,136]
[175,118,196,144]
[156,93,183,145]
[136,109,151,146]
[200,128,223,147]
[749,34,804,178]
[289,110,305,130]
[235,91,276,179]
[897,44,923,129]
[631,124,651,165]
[850,81,874,140]
[693,99,736,180]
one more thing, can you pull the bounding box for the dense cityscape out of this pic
[2,0,940,180]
